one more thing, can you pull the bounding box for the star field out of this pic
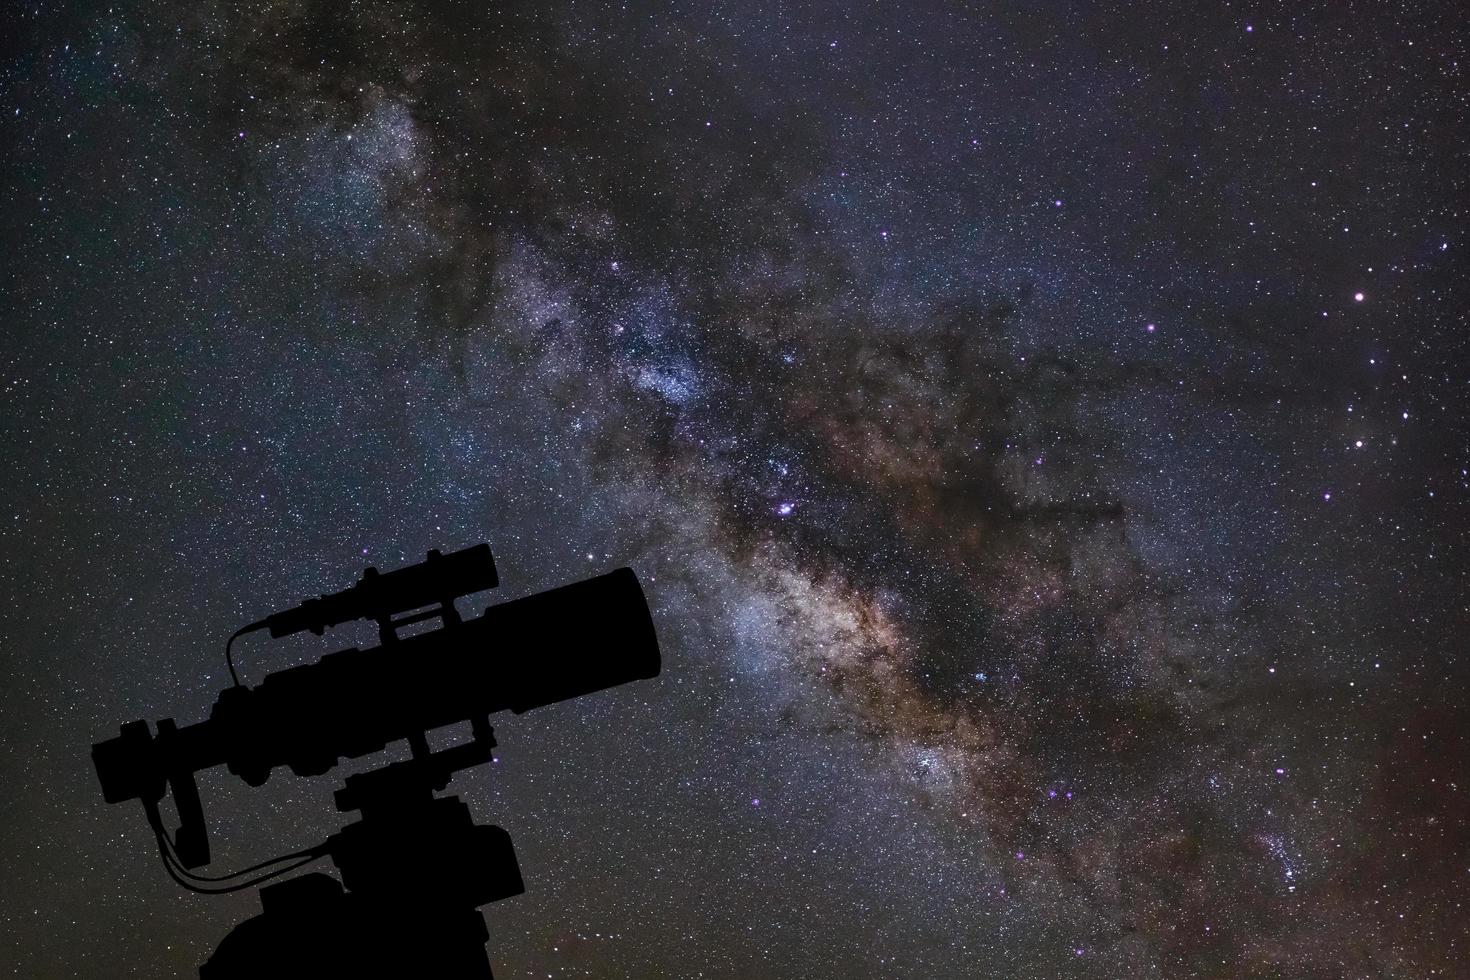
[2,1,1468,977]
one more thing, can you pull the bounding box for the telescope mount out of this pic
[200,716,524,979]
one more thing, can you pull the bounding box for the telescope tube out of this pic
[93,567,660,805]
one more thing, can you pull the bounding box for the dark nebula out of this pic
[3,1,1468,976]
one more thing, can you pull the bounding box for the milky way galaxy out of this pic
[3,1,1468,977]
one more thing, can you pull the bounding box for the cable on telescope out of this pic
[156,839,323,894]
[159,829,325,883]
[224,620,268,688]
[146,803,328,893]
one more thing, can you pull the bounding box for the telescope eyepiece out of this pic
[92,720,162,805]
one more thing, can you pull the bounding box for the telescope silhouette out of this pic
[91,543,661,978]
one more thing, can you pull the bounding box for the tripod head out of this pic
[195,711,531,980]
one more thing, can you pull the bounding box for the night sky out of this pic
[3,1,1469,976]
